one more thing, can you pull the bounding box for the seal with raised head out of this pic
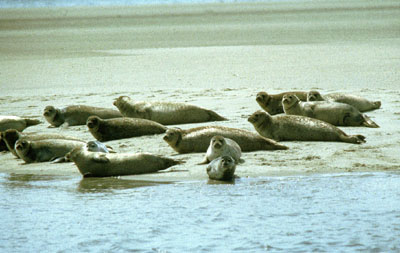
[69,148,183,177]
[307,90,381,112]
[0,116,41,132]
[43,105,122,127]
[86,115,167,142]
[113,96,227,125]
[248,110,366,144]
[256,91,308,115]
[15,139,85,163]
[282,94,379,128]
[163,126,288,154]
[206,156,236,181]
[199,135,244,164]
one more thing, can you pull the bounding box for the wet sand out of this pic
[1,0,399,181]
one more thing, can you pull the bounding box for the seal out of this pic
[0,132,8,152]
[15,139,85,163]
[43,105,122,127]
[113,96,227,125]
[199,135,244,164]
[282,94,379,128]
[86,116,167,142]
[206,156,236,181]
[2,129,82,157]
[307,90,381,112]
[162,126,288,154]
[248,110,366,144]
[0,116,41,132]
[69,148,183,177]
[86,141,112,153]
[256,91,308,115]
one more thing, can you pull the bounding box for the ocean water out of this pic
[1,171,399,252]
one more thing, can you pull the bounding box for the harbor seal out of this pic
[282,94,379,128]
[0,116,41,132]
[163,126,288,154]
[256,91,308,115]
[86,116,167,142]
[206,156,236,181]
[199,135,244,164]
[113,96,227,125]
[307,90,381,112]
[248,111,366,144]
[43,105,122,127]
[69,148,183,177]
[15,139,85,163]
[86,140,112,153]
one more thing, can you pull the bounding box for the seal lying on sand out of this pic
[113,96,227,125]
[69,148,183,177]
[0,116,41,132]
[248,111,366,144]
[86,116,167,142]
[206,156,236,181]
[163,126,288,154]
[282,95,379,128]
[15,139,85,163]
[307,90,381,112]
[256,91,308,115]
[2,129,82,157]
[199,135,243,164]
[43,105,122,127]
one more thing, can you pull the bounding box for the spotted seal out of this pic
[0,116,41,132]
[86,116,167,142]
[282,94,379,128]
[199,135,244,164]
[113,96,227,125]
[256,91,308,115]
[206,156,236,181]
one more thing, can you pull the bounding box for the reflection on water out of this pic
[1,172,400,252]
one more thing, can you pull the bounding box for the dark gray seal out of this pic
[206,156,236,181]
[248,110,366,144]
[256,91,308,115]
[113,96,227,125]
[0,116,41,132]
[43,105,122,127]
[86,116,167,142]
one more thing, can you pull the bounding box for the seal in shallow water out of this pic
[43,105,122,127]
[113,96,227,125]
[282,94,379,128]
[69,148,183,177]
[86,116,167,142]
[206,156,236,181]
[307,90,381,112]
[199,135,243,164]
[256,91,308,115]
[0,116,41,132]
[248,110,366,144]
[162,126,288,154]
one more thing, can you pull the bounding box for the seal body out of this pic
[86,116,167,142]
[256,91,308,115]
[0,116,41,132]
[43,105,122,127]
[113,96,227,125]
[69,148,182,177]
[200,135,243,164]
[206,156,236,181]
[0,133,7,152]
[163,126,288,154]
[282,95,379,128]
[307,90,381,112]
[248,111,366,144]
[15,139,85,163]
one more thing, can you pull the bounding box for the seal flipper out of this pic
[51,156,69,163]
[362,115,379,128]
[198,157,210,165]
[92,153,110,163]
[206,110,228,121]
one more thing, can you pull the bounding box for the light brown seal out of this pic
[282,94,379,128]
[206,156,236,181]
[113,96,227,125]
[86,116,167,142]
[15,139,85,163]
[307,90,381,112]
[256,91,308,115]
[199,135,243,164]
[69,148,183,177]
[43,105,122,127]
[163,126,288,154]
[248,110,366,144]
[0,116,41,132]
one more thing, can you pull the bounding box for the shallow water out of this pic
[1,171,399,252]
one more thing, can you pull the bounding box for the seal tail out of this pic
[207,110,228,121]
[373,101,381,109]
[362,115,379,128]
[25,118,41,127]
[342,134,366,144]
[163,157,185,169]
